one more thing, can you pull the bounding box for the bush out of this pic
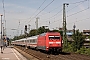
[85,48,90,55]
[76,47,90,56]
[76,47,86,54]
[63,42,73,52]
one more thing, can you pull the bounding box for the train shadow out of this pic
[60,52,71,55]
[49,52,71,55]
[27,47,71,55]
[40,50,70,55]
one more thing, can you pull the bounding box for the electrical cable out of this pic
[40,0,88,25]
[42,9,62,20]
[21,0,46,25]
[27,0,55,24]
[39,4,62,17]
[34,0,54,18]
[69,0,87,4]
[42,0,89,29]
[68,17,90,25]
[20,0,89,31]
[31,0,46,17]
[67,0,87,12]
[67,7,89,17]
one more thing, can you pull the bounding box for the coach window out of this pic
[30,40,31,43]
[28,40,30,43]
[31,39,33,43]
[27,40,29,42]
[35,39,37,43]
[33,39,35,43]
[31,39,32,43]
[33,39,34,43]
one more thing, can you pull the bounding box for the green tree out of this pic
[28,29,37,36]
[88,35,90,39]
[13,36,19,40]
[72,30,85,51]
[37,26,50,34]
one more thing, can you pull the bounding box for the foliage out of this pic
[76,47,90,56]
[59,31,63,36]
[12,26,50,40]
[76,47,86,54]
[28,29,37,36]
[12,34,26,40]
[72,30,85,52]
[63,42,73,52]
[85,48,90,55]
[38,26,50,34]
[38,26,46,34]
[52,29,59,32]
[11,26,90,55]
[52,29,63,36]
[88,35,90,39]
[13,36,19,40]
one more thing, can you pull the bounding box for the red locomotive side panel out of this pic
[37,33,46,50]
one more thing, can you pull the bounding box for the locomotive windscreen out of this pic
[49,36,60,40]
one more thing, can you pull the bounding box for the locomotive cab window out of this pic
[55,36,60,40]
[49,36,60,40]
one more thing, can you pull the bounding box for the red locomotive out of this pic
[12,32,62,53]
[37,32,62,53]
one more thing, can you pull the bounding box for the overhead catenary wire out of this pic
[18,0,47,31]
[67,0,89,17]
[40,0,88,25]
[37,4,63,25]
[42,0,89,29]
[18,0,55,28]
[68,17,90,25]
[34,0,55,18]
[19,3,62,26]
[39,4,62,17]
[27,0,47,20]
[42,9,63,20]
[67,7,89,17]
[19,0,89,31]
[27,0,55,24]
[69,0,87,4]
[67,0,87,12]
[20,0,46,25]
[22,0,88,27]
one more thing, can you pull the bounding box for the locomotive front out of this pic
[46,32,62,53]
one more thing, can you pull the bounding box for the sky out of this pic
[0,0,90,38]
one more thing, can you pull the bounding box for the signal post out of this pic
[25,25,28,49]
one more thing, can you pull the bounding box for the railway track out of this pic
[14,46,90,60]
